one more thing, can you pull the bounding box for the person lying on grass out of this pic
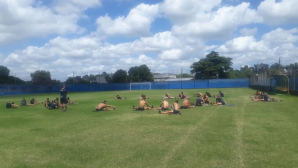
[163,93,175,99]
[133,97,153,110]
[212,95,227,105]
[6,102,19,108]
[180,97,195,109]
[155,99,170,111]
[115,94,126,100]
[159,100,181,115]
[95,100,115,111]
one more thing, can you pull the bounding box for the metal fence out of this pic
[0,78,249,96]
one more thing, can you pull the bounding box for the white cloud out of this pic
[171,2,262,40]
[96,3,159,37]
[240,27,258,36]
[262,28,298,46]
[216,28,298,68]
[257,0,298,25]
[0,0,101,44]
[161,0,221,24]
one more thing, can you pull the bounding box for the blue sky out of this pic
[0,0,298,81]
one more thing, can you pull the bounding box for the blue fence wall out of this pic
[0,78,249,96]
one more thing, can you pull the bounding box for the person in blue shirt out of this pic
[60,85,69,112]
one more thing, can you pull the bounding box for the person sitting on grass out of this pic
[21,98,27,106]
[253,92,275,102]
[133,97,153,111]
[95,100,115,111]
[45,98,51,107]
[6,102,19,108]
[218,91,224,97]
[139,94,149,100]
[163,93,175,99]
[180,97,195,109]
[30,98,41,105]
[115,94,126,100]
[67,97,78,104]
[196,96,205,106]
[203,94,212,104]
[212,95,227,105]
[195,92,203,97]
[205,92,213,97]
[159,100,181,115]
[156,99,170,111]
[179,92,186,99]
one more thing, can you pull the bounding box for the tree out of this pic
[0,65,10,83]
[112,69,127,83]
[102,72,112,83]
[30,70,52,85]
[191,51,232,79]
[128,64,154,82]
[253,63,269,73]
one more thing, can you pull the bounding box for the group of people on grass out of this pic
[97,91,227,115]
[251,91,275,102]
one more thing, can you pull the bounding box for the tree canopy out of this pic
[191,51,232,79]
[30,70,52,85]
[128,64,153,82]
[0,65,10,83]
[112,69,127,83]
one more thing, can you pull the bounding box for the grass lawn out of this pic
[0,88,298,168]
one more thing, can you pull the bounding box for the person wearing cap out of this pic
[95,100,115,111]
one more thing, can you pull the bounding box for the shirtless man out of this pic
[212,95,227,105]
[133,97,153,110]
[179,92,186,99]
[139,94,149,100]
[195,92,203,97]
[115,94,126,100]
[95,100,115,111]
[180,97,195,109]
[156,99,170,111]
[163,93,175,99]
[159,100,181,115]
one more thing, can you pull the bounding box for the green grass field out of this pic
[0,88,298,168]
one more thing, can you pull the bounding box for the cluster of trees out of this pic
[191,51,298,79]
[101,64,154,83]
[1,51,297,85]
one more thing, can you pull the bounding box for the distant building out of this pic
[153,73,177,81]
[96,75,107,83]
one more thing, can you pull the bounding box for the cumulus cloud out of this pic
[96,3,159,37]
[0,0,101,44]
[240,27,258,36]
[257,0,298,25]
[216,28,298,68]
[262,28,298,46]
[171,2,262,40]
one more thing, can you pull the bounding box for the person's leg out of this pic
[159,110,173,114]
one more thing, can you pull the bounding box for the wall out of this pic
[0,78,249,96]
